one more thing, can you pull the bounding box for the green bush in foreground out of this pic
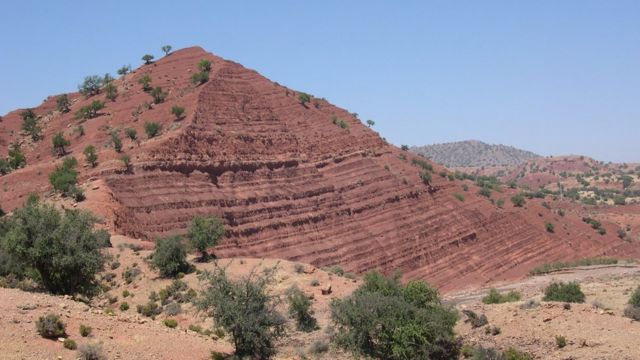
[543,281,585,303]
[629,286,640,308]
[187,216,224,260]
[79,324,92,337]
[286,285,318,332]
[36,313,66,338]
[482,288,521,304]
[151,236,190,278]
[331,270,458,359]
[63,338,77,350]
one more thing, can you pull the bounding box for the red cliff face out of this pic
[1,47,635,291]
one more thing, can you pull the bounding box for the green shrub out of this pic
[165,301,182,316]
[56,94,71,113]
[78,343,105,360]
[196,266,285,359]
[142,54,154,64]
[309,340,329,354]
[79,324,92,337]
[36,313,66,339]
[629,286,640,308]
[624,305,640,320]
[191,71,209,85]
[137,301,162,318]
[1,200,106,294]
[63,338,77,350]
[420,170,432,185]
[120,302,129,311]
[462,309,488,328]
[198,59,212,72]
[331,270,458,359]
[187,216,224,260]
[400,145,409,151]
[511,193,526,207]
[327,265,344,276]
[83,145,98,167]
[286,286,318,332]
[138,75,152,91]
[163,319,178,328]
[104,82,117,102]
[124,128,137,141]
[21,109,42,141]
[530,257,618,275]
[149,86,166,104]
[52,132,70,156]
[117,65,131,76]
[545,222,555,233]
[7,143,26,169]
[482,288,521,304]
[151,236,190,277]
[122,289,130,297]
[188,324,203,333]
[453,193,465,202]
[49,156,78,195]
[502,347,533,360]
[78,75,103,97]
[75,100,104,120]
[298,92,311,105]
[310,279,320,287]
[543,282,585,303]
[144,121,162,138]
[555,335,567,348]
[171,105,185,120]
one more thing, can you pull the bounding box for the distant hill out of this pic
[410,140,539,168]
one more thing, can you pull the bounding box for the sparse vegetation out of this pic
[482,288,521,304]
[78,343,106,360]
[149,86,166,104]
[83,145,98,167]
[142,54,154,64]
[21,109,42,141]
[161,45,172,56]
[117,65,131,76]
[138,74,152,91]
[543,281,585,303]
[56,94,71,113]
[298,92,311,106]
[48,156,78,196]
[529,257,618,275]
[79,324,92,337]
[111,132,122,152]
[545,222,555,233]
[511,193,526,207]
[144,121,162,138]
[191,71,209,85]
[104,82,117,101]
[151,236,190,278]
[52,132,70,156]
[75,100,104,120]
[286,285,318,332]
[555,335,567,348]
[124,127,137,140]
[36,313,66,339]
[188,216,224,261]
[171,105,185,120]
[163,319,178,328]
[78,75,103,97]
[63,338,77,350]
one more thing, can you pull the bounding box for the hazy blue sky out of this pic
[1,1,638,162]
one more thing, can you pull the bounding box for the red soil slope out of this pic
[1,47,637,291]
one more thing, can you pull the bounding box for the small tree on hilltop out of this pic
[78,75,103,97]
[366,119,375,127]
[161,45,172,56]
[198,59,212,72]
[75,100,105,120]
[142,54,154,65]
[171,105,185,120]
[52,132,70,157]
[138,75,152,91]
[187,216,224,261]
[197,266,285,359]
[151,236,190,277]
[56,94,71,113]
[117,65,131,76]
[83,145,98,167]
[298,92,311,106]
[149,87,166,104]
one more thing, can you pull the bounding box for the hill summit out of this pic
[411,140,539,168]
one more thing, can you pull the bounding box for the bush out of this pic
[2,200,106,294]
[144,121,162,138]
[149,86,166,104]
[543,282,585,303]
[453,193,465,202]
[478,187,492,198]
[545,222,555,233]
[56,94,71,113]
[161,45,172,56]
[120,302,129,311]
[137,301,162,318]
[142,54,154,64]
[196,266,285,359]
[117,65,131,76]
[21,109,42,141]
[331,270,458,359]
[298,92,311,105]
[49,156,78,195]
[163,319,178,328]
[78,343,106,360]
[104,82,117,102]
[462,309,488,328]
[482,288,521,304]
[187,216,224,260]
[555,335,567,348]
[52,132,70,156]
[420,170,432,185]
[198,59,212,72]
[624,305,640,320]
[165,301,182,315]
[138,75,152,91]
[191,71,209,85]
[36,313,66,338]
[78,75,103,97]
[310,279,320,287]
[511,193,526,207]
[502,347,533,360]
[629,286,640,308]
[151,236,190,277]
[7,143,26,170]
[63,338,77,350]
[286,286,318,332]
[124,127,137,140]
[83,145,98,167]
[171,105,185,120]
[79,324,92,337]
[529,257,618,275]
[75,100,104,120]
[120,155,131,172]
[309,340,329,354]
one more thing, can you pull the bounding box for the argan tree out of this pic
[83,145,98,167]
[75,100,105,120]
[117,65,131,76]
[111,132,122,153]
[78,75,103,97]
[142,54,154,64]
[21,109,42,141]
[144,122,162,138]
[104,82,118,102]
[366,119,375,127]
[171,105,185,120]
[149,87,166,104]
[187,216,224,261]
[138,75,152,91]
[56,94,71,113]
[298,92,311,106]
[161,45,172,56]
[198,59,212,72]
[52,132,70,157]
[8,143,26,169]
[151,236,190,277]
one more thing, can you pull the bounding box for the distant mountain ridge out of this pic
[411,140,539,168]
